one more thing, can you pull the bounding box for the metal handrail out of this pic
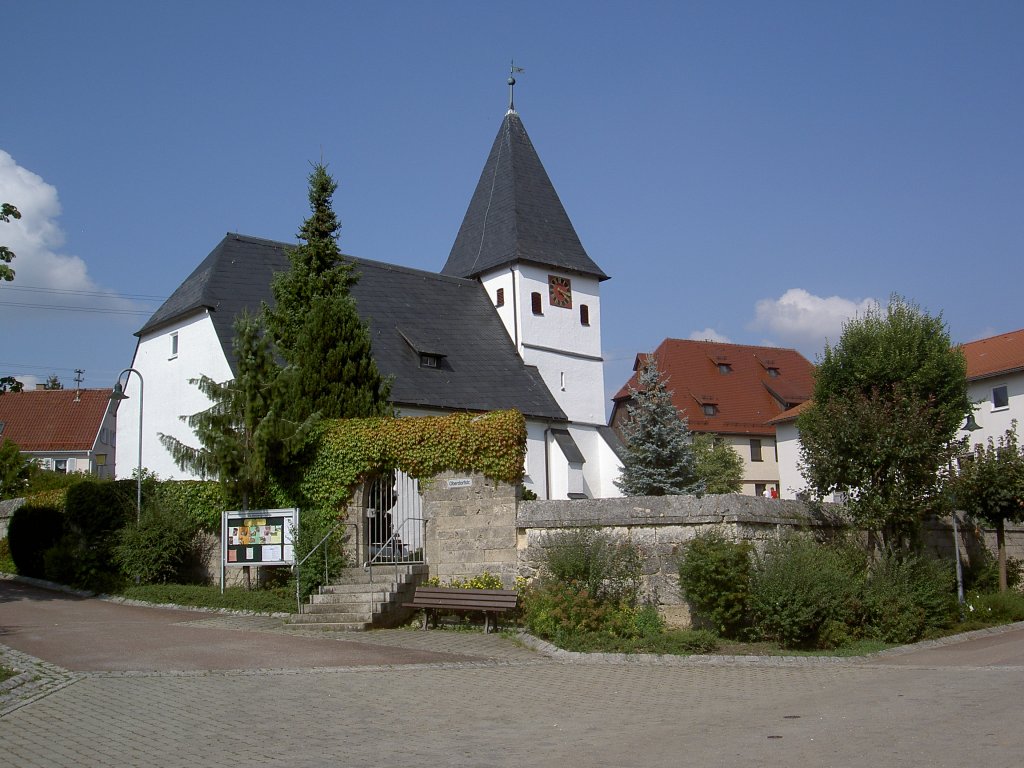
[366,516,425,617]
[294,520,357,614]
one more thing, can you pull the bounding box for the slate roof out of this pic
[0,389,111,452]
[137,233,567,421]
[441,110,608,282]
[961,328,1024,380]
[611,339,815,437]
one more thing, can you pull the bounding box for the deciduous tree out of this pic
[948,423,1024,591]
[1,202,21,282]
[692,433,743,494]
[797,296,970,550]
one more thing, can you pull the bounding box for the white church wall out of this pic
[568,424,624,499]
[115,312,233,481]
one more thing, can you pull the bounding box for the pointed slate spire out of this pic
[442,111,609,281]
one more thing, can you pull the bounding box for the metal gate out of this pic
[365,469,424,565]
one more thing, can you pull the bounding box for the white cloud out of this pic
[751,288,878,355]
[0,149,135,307]
[689,327,732,344]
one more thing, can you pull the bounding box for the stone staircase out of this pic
[287,564,428,631]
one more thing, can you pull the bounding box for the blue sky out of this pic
[2,1,1022,407]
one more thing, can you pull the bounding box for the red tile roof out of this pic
[961,328,1024,380]
[0,389,111,452]
[612,339,815,437]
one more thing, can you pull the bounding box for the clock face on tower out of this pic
[548,275,572,309]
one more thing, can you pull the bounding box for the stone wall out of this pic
[516,494,847,626]
[420,471,519,585]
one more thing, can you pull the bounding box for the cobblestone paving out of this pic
[2,656,1021,767]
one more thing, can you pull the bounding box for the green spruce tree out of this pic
[159,312,313,511]
[615,359,704,497]
[264,163,391,423]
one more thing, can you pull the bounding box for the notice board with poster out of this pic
[221,508,298,567]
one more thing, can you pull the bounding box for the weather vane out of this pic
[508,60,524,112]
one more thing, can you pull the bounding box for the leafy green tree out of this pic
[159,312,313,511]
[0,438,31,498]
[0,376,23,393]
[948,423,1024,591]
[614,359,704,496]
[797,296,970,550]
[692,433,743,494]
[264,163,390,424]
[1,202,20,282]
[43,374,63,390]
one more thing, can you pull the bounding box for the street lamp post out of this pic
[109,368,144,524]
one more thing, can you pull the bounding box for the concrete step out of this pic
[288,610,373,624]
[284,621,372,632]
[318,583,396,595]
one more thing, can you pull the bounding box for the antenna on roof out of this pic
[508,60,524,113]
[74,368,84,401]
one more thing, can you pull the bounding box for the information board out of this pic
[221,508,298,566]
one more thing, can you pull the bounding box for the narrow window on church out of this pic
[580,304,590,325]
[531,292,543,315]
[170,332,178,359]
[496,288,505,307]
[560,371,566,391]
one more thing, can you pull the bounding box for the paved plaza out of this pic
[2,578,1023,767]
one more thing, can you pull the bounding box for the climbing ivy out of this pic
[296,410,527,511]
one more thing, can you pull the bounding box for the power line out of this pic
[0,284,167,301]
[0,300,154,316]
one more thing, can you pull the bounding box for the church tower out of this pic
[441,80,610,428]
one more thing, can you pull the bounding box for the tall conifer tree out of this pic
[615,359,704,496]
[264,163,391,422]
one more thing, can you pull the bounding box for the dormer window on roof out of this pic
[397,327,447,370]
[718,363,732,374]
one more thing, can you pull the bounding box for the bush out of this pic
[0,537,14,572]
[7,503,64,578]
[963,548,1023,594]
[678,531,752,637]
[522,579,658,642]
[749,536,865,649]
[292,508,349,599]
[964,589,1024,624]
[862,553,957,643]
[114,499,202,584]
[541,528,641,605]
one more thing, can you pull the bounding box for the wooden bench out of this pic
[403,586,518,633]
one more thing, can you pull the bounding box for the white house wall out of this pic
[114,312,233,480]
[966,371,1024,451]
[774,422,804,500]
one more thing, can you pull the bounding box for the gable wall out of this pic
[966,370,1024,450]
[115,312,233,480]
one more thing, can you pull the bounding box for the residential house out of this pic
[962,328,1024,450]
[0,388,117,478]
[610,339,815,496]
[114,102,623,502]
[772,327,1024,499]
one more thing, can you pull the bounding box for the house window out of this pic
[718,363,732,374]
[580,304,590,326]
[420,354,439,369]
[531,292,543,315]
[755,483,766,497]
[170,331,179,358]
[54,459,68,474]
[993,385,1009,410]
[750,438,763,462]
[703,404,717,417]
[767,367,779,377]
[495,288,505,307]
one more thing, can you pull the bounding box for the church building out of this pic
[114,92,623,500]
